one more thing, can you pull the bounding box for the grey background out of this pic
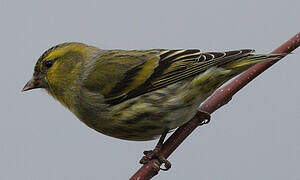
[1,0,299,179]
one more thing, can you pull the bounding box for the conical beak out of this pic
[22,77,41,92]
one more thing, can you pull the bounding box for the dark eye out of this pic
[44,60,53,68]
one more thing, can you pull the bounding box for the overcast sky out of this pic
[1,0,299,179]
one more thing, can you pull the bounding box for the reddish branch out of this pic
[130,32,300,180]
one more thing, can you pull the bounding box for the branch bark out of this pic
[130,32,300,180]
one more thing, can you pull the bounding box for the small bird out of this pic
[22,42,282,169]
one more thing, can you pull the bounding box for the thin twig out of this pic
[130,32,300,180]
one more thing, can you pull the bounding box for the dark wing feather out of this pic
[105,49,254,105]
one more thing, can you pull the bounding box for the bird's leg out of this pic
[139,129,171,171]
[139,110,210,171]
[195,110,211,126]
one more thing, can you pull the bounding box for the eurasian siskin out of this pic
[23,42,282,141]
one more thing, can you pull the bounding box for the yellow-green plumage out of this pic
[23,42,282,140]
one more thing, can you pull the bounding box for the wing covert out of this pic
[104,49,255,105]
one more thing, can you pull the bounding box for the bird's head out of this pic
[22,42,91,100]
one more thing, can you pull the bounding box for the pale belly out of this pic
[81,82,206,141]
[75,67,231,141]
[97,99,201,141]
